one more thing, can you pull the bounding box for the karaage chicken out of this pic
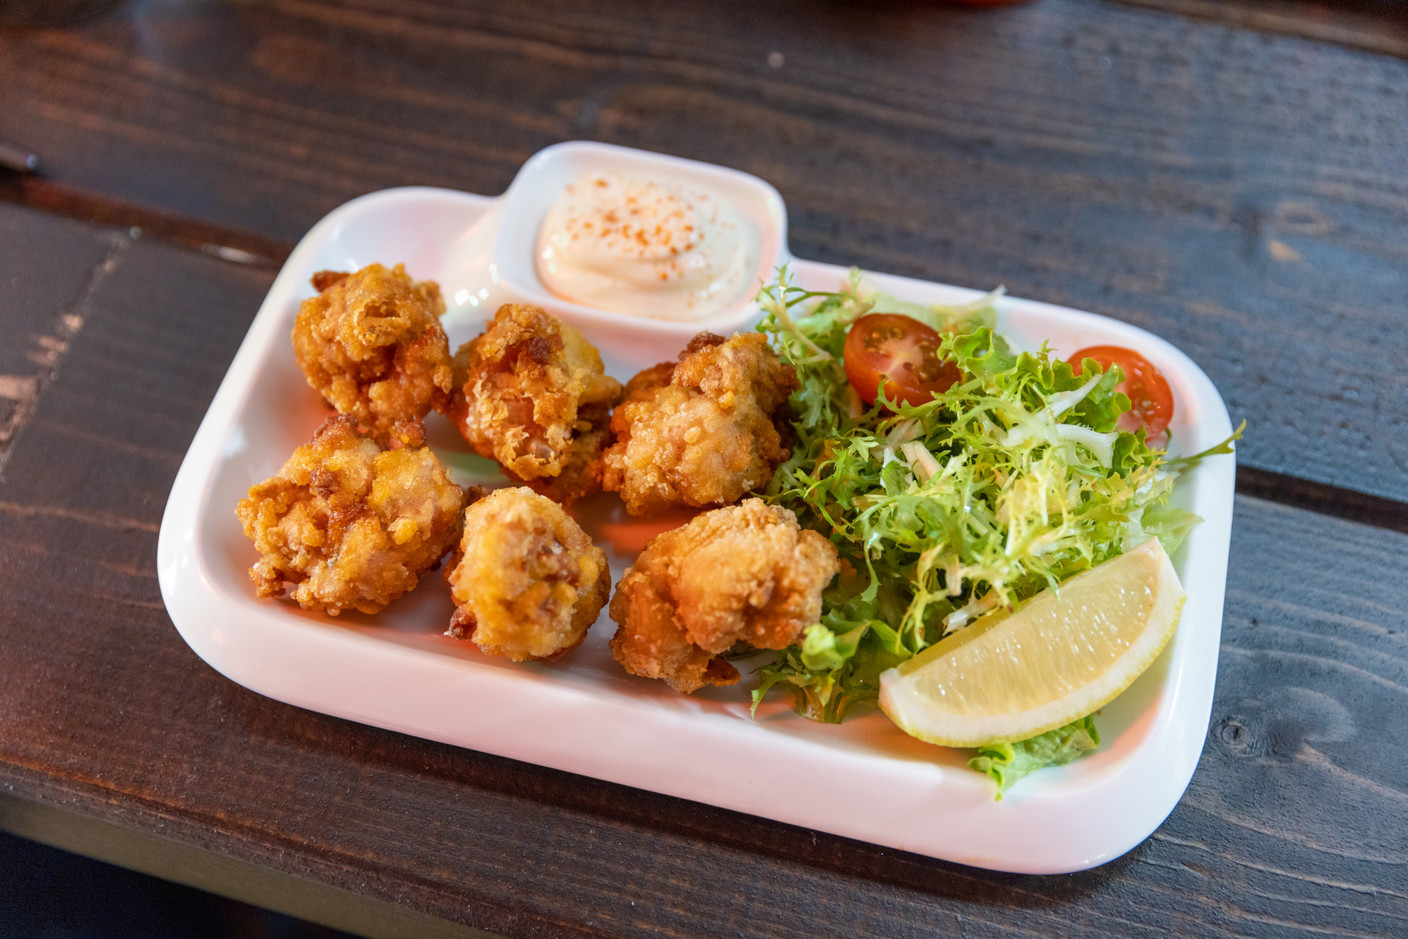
[602,331,799,516]
[445,486,610,662]
[292,263,454,437]
[450,304,622,503]
[608,498,839,693]
[236,415,464,615]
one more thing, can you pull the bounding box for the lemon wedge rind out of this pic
[878,538,1186,749]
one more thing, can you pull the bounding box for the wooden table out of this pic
[2,1,1405,935]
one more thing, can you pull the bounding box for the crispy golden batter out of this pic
[236,416,464,615]
[450,304,622,503]
[602,332,799,516]
[292,263,454,437]
[445,487,610,662]
[608,498,839,693]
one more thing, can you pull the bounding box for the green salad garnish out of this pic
[750,269,1238,795]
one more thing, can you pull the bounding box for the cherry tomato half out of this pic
[1068,345,1174,438]
[843,313,961,408]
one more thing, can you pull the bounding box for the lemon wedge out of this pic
[878,538,1186,748]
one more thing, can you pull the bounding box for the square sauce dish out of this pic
[444,140,788,364]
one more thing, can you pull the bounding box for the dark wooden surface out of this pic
[4,0,1408,508]
[1,1,1405,936]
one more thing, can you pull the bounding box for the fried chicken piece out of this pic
[236,415,464,615]
[450,304,622,503]
[292,263,454,437]
[445,487,610,662]
[602,332,799,517]
[608,498,839,693]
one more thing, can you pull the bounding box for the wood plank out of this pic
[0,208,1403,937]
[0,796,491,939]
[0,204,118,462]
[0,174,292,267]
[1,0,1405,509]
[1115,0,1408,58]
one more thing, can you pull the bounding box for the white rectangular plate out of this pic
[158,182,1235,875]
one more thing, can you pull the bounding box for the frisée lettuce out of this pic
[751,269,1237,794]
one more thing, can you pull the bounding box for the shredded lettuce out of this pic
[750,268,1238,794]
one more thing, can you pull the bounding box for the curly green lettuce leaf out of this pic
[757,272,1196,715]
[751,269,1238,791]
[754,267,1237,699]
[968,715,1101,800]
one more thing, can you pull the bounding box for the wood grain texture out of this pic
[0,204,1403,937]
[0,173,292,267]
[1,0,1407,507]
[1116,0,1408,58]
[0,205,119,462]
[2,0,1408,515]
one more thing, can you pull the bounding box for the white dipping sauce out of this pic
[535,172,759,322]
